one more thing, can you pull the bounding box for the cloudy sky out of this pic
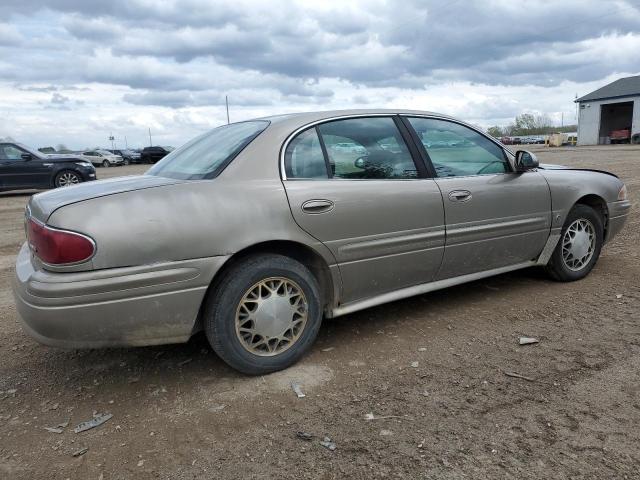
[1,0,639,150]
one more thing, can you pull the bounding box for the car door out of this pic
[404,117,552,280]
[0,144,51,189]
[282,116,446,305]
[82,152,98,166]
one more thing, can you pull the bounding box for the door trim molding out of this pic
[536,231,561,265]
[328,260,536,318]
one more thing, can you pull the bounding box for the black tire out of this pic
[546,204,604,282]
[102,159,110,168]
[204,254,322,375]
[123,159,130,165]
[54,170,82,188]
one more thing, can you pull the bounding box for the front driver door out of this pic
[404,117,551,280]
[282,116,446,305]
[0,144,51,189]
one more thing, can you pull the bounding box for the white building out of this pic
[575,75,640,145]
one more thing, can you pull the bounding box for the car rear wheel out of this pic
[203,254,322,375]
[54,170,82,188]
[546,204,603,281]
[102,159,110,167]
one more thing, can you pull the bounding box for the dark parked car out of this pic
[0,142,96,192]
[140,146,173,164]
[110,149,142,165]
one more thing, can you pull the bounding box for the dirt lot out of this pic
[1,146,639,479]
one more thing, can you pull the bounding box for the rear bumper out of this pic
[12,243,228,348]
[605,200,631,243]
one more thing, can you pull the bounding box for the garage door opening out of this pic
[599,101,634,144]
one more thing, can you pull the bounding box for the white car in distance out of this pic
[81,150,124,167]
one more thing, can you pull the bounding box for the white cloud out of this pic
[0,0,639,149]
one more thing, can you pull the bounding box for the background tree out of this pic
[486,126,504,138]
[489,113,576,137]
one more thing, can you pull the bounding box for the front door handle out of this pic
[301,199,334,214]
[448,190,472,202]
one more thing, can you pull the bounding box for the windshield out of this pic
[147,121,269,180]
[97,150,113,155]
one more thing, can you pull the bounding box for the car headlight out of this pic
[618,184,628,201]
[75,161,93,167]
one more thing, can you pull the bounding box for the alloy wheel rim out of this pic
[235,277,308,356]
[562,218,595,271]
[57,172,80,187]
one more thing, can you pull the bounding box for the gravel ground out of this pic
[0,145,638,479]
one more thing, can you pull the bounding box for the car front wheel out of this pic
[102,160,110,167]
[54,170,82,188]
[546,204,604,281]
[204,254,323,375]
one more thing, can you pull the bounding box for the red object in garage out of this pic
[610,129,631,142]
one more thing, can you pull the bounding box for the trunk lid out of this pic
[28,175,182,222]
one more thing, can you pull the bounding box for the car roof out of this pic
[255,108,451,127]
[238,108,465,140]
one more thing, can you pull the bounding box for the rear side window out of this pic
[284,117,419,180]
[284,128,327,179]
[318,117,418,179]
[147,120,269,180]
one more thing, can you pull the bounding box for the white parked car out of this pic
[331,142,367,154]
[81,150,124,167]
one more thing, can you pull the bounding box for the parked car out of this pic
[81,150,124,167]
[1,142,96,192]
[140,146,173,164]
[13,110,630,375]
[110,149,142,165]
[610,128,631,144]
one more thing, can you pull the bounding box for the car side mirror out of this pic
[514,150,538,172]
[21,153,32,161]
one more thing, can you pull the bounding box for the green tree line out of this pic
[487,113,577,138]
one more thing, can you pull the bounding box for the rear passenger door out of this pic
[282,116,446,305]
[404,117,552,279]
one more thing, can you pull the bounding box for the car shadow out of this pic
[317,266,551,343]
[0,190,40,198]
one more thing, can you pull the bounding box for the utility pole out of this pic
[125,136,128,149]
[561,112,564,128]
[225,95,230,124]
[109,132,115,150]
[148,128,152,147]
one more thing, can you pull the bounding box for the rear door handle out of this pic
[448,190,472,202]
[301,199,334,214]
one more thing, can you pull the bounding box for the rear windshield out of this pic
[147,120,269,180]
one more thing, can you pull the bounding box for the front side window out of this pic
[0,144,26,161]
[284,128,327,179]
[318,117,418,179]
[148,120,269,180]
[407,117,509,177]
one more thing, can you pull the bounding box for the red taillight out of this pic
[27,218,95,265]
